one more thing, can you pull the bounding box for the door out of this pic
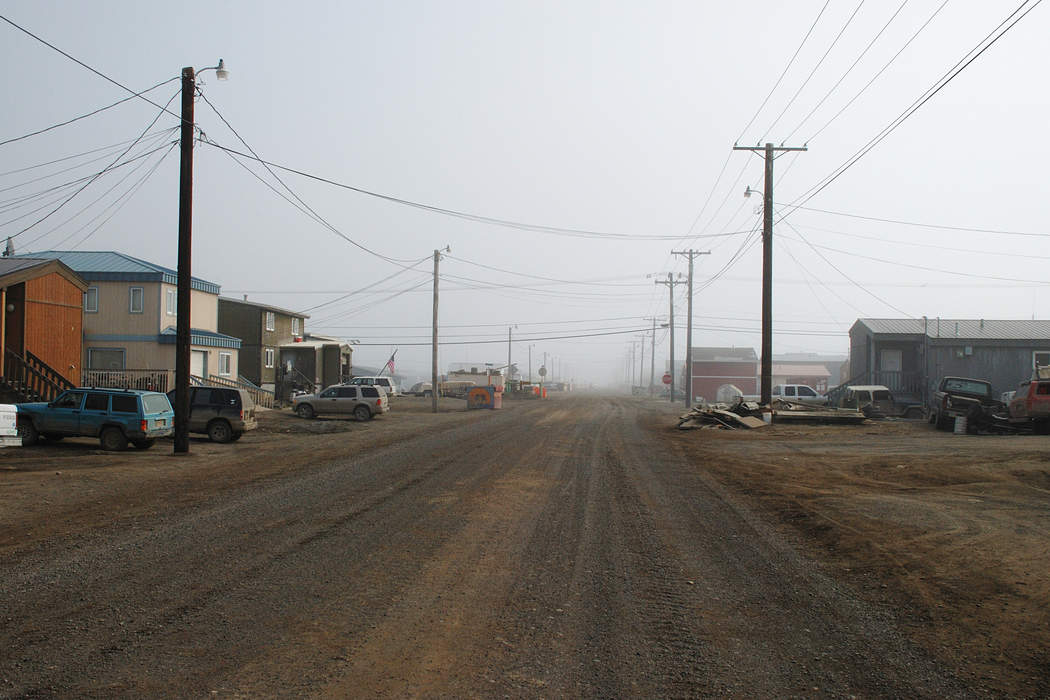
[45,390,85,434]
[881,349,902,372]
[335,386,358,413]
[80,392,111,436]
[317,386,342,413]
[191,350,208,379]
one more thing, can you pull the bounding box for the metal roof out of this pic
[691,347,758,362]
[218,296,309,319]
[857,318,1050,340]
[14,251,221,295]
[0,257,48,277]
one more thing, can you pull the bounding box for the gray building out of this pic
[848,318,1050,404]
[218,297,308,390]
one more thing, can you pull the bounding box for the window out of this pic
[142,394,171,414]
[361,387,380,398]
[53,392,83,409]
[264,347,275,368]
[87,348,125,370]
[84,287,98,313]
[84,393,109,411]
[265,311,275,331]
[798,386,817,397]
[129,287,144,313]
[784,386,796,397]
[1035,352,1050,369]
[292,317,300,336]
[336,387,357,398]
[320,388,336,398]
[166,288,177,316]
[218,352,232,376]
[111,395,137,413]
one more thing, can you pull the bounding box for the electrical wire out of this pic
[0,129,176,178]
[781,202,1050,238]
[793,222,1050,260]
[297,259,433,314]
[5,87,180,241]
[786,0,1041,213]
[0,76,179,148]
[0,14,185,124]
[781,0,910,143]
[806,0,951,143]
[761,0,868,141]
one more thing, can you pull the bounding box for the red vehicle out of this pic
[1008,379,1050,432]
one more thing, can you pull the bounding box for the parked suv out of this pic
[16,388,173,450]
[166,386,257,443]
[293,384,389,421]
[770,384,827,406]
[345,376,399,396]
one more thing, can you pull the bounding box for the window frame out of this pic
[264,347,275,368]
[1034,351,1050,369]
[218,352,232,377]
[265,311,275,332]
[84,287,98,313]
[129,286,144,314]
[87,347,126,370]
[166,288,177,316]
[292,317,300,336]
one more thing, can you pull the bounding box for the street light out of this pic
[174,59,228,455]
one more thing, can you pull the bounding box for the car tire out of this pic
[132,438,156,450]
[904,407,923,420]
[207,419,233,443]
[17,420,39,446]
[296,404,315,419]
[230,431,244,442]
[354,404,372,421]
[934,413,951,431]
[99,427,127,451]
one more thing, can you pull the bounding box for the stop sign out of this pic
[662,373,672,385]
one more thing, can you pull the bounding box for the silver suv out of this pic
[293,384,389,421]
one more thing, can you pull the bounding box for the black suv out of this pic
[167,386,257,443]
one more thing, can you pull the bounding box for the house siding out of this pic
[217,298,306,387]
[690,361,758,402]
[24,273,83,384]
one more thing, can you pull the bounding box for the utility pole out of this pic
[733,141,807,405]
[647,316,657,397]
[637,334,646,394]
[672,250,710,409]
[173,66,195,455]
[655,273,685,403]
[507,326,513,389]
[432,247,448,413]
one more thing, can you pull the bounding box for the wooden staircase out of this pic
[1,350,75,403]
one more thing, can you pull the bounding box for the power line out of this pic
[0,76,179,148]
[782,202,1050,238]
[782,0,910,143]
[200,138,709,242]
[0,14,184,123]
[761,0,868,141]
[787,0,1042,213]
[806,0,951,143]
[323,326,655,347]
[5,88,180,241]
[0,129,176,178]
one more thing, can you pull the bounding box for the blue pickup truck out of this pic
[17,388,174,450]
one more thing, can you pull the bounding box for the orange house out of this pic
[0,257,87,396]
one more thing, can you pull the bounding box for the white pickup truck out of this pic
[734,384,828,406]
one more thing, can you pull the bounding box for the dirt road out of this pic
[1,396,979,696]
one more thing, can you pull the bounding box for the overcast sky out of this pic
[2,1,1047,385]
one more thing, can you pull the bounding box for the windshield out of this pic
[943,378,990,396]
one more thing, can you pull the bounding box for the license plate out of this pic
[156,419,166,426]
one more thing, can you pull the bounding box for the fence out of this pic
[82,369,174,393]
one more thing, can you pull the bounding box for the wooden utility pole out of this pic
[431,247,446,413]
[732,142,807,405]
[655,273,685,403]
[672,250,710,409]
[174,66,195,454]
[648,316,657,397]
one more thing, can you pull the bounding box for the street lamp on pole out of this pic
[174,59,228,455]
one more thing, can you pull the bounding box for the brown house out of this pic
[688,347,758,403]
[217,297,309,390]
[0,257,88,399]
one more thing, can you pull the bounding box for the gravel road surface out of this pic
[1,396,972,697]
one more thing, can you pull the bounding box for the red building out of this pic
[689,347,758,402]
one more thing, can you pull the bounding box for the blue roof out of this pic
[14,251,221,295]
[159,326,241,349]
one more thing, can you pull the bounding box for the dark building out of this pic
[849,318,1050,405]
[218,297,308,390]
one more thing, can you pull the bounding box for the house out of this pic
[15,251,240,389]
[688,347,758,403]
[773,352,848,388]
[849,318,1050,404]
[771,363,832,393]
[218,297,308,391]
[0,257,88,400]
[279,333,352,394]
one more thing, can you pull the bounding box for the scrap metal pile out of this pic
[678,398,866,430]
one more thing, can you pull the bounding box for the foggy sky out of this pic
[2,1,1047,385]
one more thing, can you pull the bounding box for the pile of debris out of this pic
[678,401,768,430]
[771,399,867,424]
[678,398,868,430]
